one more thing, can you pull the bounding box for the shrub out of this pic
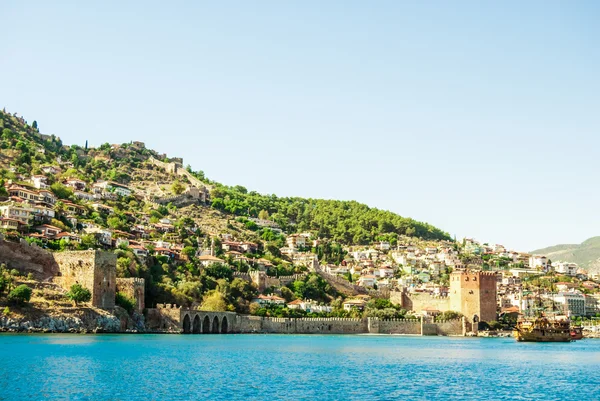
[115,292,135,314]
[10,269,20,277]
[7,285,32,305]
[66,284,92,306]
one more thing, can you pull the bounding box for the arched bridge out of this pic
[146,304,238,333]
[181,311,236,334]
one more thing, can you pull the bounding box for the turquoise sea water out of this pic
[0,334,599,401]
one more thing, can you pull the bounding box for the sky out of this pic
[1,1,599,251]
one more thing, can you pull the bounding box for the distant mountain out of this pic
[532,237,600,273]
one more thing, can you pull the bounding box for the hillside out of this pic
[0,109,452,311]
[0,109,451,245]
[531,237,600,273]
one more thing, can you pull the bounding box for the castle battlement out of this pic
[157,303,181,309]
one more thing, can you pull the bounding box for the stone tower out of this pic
[53,250,117,309]
[449,270,498,323]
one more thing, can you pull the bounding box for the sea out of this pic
[0,334,598,400]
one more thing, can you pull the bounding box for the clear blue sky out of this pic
[1,1,599,251]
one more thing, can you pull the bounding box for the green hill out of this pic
[531,237,600,273]
[0,109,452,309]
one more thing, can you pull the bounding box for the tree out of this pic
[280,286,295,302]
[7,285,32,305]
[32,120,38,130]
[66,284,91,306]
[436,310,463,321]
[0,179,7,196]
[258,209,270,220]
[204,263,232,281]
[50,182,74,200]
[200,291,228,311]
[115,292,135,313]
[0,275,8,295]
[172,181,185,195]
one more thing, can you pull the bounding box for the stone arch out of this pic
[202,315,210,333]
[182,314,191,334]
[212,316,219,333]
[192,315,201,334]
[221,316,228,333]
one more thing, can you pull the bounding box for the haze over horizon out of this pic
[1,1,599,252]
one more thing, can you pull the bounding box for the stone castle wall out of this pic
[53,250,117,309]
[236,315,263,333]
[391,290,451,313]
[146,304,182,332]
[146,307,467,336]
[377,318,422,335]
[314,265,367,296]
[434,319,464,336]
[238,316,368,334]
[116,277,145,312]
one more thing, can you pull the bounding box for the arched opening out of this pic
[212,316,219,333]
[182,314,191,334]
[221,316,228,333]
[202,316,210,333]
[192,315,201,334]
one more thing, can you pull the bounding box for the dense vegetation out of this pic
[209,185,451,244]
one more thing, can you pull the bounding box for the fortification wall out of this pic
[393,290,450,313]
[314,265,367,296]
[233,272,251,282]
[116,278,145,312]
[390,290,403,305]
[237,315,263,333]
[238,317,367,334]
[146,304,182,331]
[378,318,421,335]
[53,250,117,309]
[434,319,463,336]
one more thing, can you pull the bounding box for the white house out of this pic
[528,255,548,272]
[553,261,578,276]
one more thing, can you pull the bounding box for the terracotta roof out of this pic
[198,255,224,262]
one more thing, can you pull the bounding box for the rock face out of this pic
[0,307,145,333]
[0,238,59,279]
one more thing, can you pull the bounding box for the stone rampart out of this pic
[236,315,263,333]
[146,309,468,336]
[247,317,368,334]
[377,318,422,335]
[116,277,145,312]
[233,272,251,281]
[146,303,182,332]
[434,318,463,336]
[391,290,450,313]
[314,265,367,296]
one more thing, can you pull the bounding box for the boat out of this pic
[513,315,572,342]
[570,326,583,340]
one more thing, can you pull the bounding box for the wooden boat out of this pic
[570,326,583,340]
[513,316,572,342]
